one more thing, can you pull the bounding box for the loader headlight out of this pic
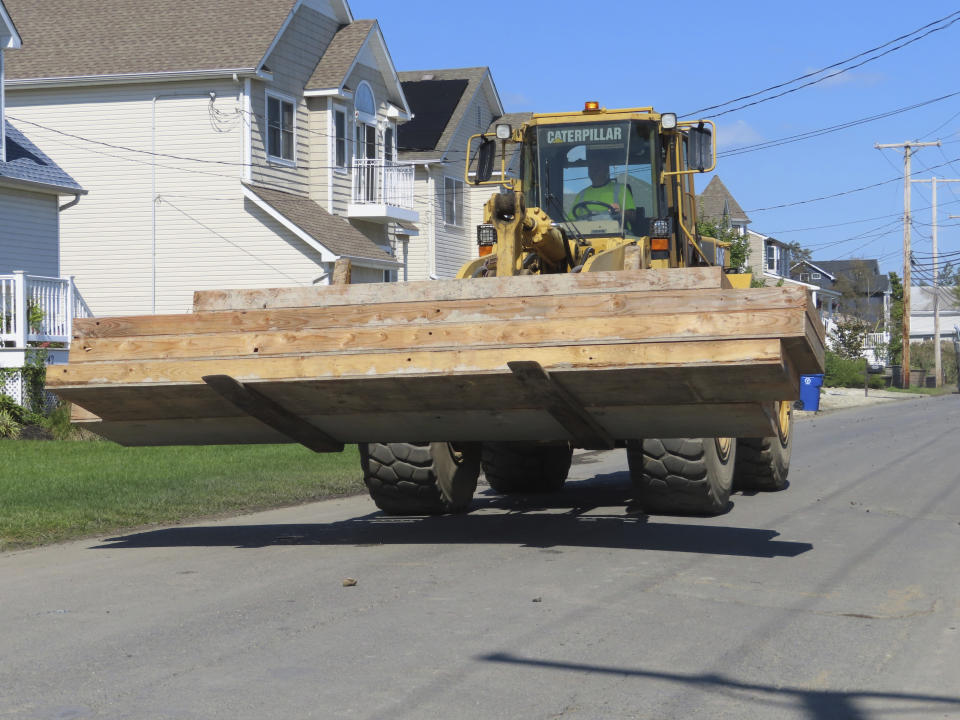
[495,124,512,140]
[477,223,497,246]
[651,217,673,238]
[661,112,677,130]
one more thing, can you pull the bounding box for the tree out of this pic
[888,271,903,365]
[834,259,881,328]
[784,241,812,265]
[696,219,750,271]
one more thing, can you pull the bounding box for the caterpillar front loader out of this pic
[50,103,824,518]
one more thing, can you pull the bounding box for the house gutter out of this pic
[0,175,86,196]
[6,68,261,90]
[58,193,82,211]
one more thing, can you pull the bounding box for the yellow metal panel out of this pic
[725,273,753,289]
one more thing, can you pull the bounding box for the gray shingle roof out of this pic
[1,121,84,193]
[2,0,297,80]
[305,20,375,91]
[810,259,890,293]
[243,184,398,265]
[697,176,751,225]
[397,67,490,163]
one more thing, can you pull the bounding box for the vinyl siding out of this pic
[7,81,334,316]
[0,187,59,276]
[249,4,339,196]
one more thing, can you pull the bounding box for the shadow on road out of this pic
[479,652,960,719]
[95,471,812,558]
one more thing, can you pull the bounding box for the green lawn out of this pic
[0,440,364,551]
[884,385,957,396]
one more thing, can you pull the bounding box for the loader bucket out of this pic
[50,268,824,450]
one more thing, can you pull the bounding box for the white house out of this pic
[1,0,88,406]
[3,0,417,318]
[397,67,504,280]
[909,285,960,341]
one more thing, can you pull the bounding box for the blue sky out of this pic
[355,0,960,277]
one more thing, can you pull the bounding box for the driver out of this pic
[570,153,636,221]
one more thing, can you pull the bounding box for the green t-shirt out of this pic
[571,181,635,219]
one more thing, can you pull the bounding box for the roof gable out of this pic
[3,0,351,83]
[697,176,751,225]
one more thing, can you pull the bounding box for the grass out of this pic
[0,440,364,551]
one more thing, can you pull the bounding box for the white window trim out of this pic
[332,103,349,175]
[765,242,781,274]
[443,176,464,228]
[265,88,297,167]
[354,80,377,126]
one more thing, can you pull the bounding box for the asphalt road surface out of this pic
[2,395,959,719]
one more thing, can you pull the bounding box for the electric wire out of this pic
[681,10,960,118]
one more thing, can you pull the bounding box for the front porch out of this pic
[347,159,419,223]
[1,271,91,369]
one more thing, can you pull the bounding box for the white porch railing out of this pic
[351,159,415,209]
[0,271,91,349]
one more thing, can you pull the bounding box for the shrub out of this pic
[824,351,885,389]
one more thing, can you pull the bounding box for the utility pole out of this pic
[875,141,940,387]
[911,177,960,387]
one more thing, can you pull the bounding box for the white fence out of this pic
[351,159,415,209]
[0,271,91,348]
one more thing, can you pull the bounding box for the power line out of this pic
[681,10,960,119]
[718,90,960,158]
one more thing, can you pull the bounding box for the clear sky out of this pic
[354,0,960,278]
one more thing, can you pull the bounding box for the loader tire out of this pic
[734,401,792,491]
[628,437,735,515]
[360,442,480,515]
[481,442,573,494]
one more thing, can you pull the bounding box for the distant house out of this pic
[697,176,751,237]
[792,258,890,328]
[909,285,960,341]
[1,0,88,397]
[3,0,415,317]
[397,67,504,280]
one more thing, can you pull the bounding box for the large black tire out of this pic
[628,437,735,515]
[480,442,573,494]
[360,442,480,515]
[734,401,793,491]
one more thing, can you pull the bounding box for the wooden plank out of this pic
[331,258,351,285]
[201,374,343,453]
[507,361,615,449]
[77,402,778,447]
[192,267,730,312]
[74,287,808,341]
[71,307,808,363]
[53,360,800,423]
[49,338,787,388]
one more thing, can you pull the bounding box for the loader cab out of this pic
[521,119,659,241]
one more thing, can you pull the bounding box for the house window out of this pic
[765,243,780,274]
[799,273,810,282]
[384,126,395,162]
[444,177,464,226]
[355,82,376,120]
[334,109,347,168]
[266,93,295,162]
[812,272,821,280]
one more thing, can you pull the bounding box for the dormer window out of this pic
[266,91,295,164]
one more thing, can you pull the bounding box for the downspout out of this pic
[58,193,81,211]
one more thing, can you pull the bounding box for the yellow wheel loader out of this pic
[51,104,822,518]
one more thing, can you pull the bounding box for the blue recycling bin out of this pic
[799,374,824,411]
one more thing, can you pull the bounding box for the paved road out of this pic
[2,395,959,719]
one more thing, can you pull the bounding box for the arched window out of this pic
[355,81,376,122]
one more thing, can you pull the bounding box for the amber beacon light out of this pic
[583,101,600,112]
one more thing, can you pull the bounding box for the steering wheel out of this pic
[571,200,618,219]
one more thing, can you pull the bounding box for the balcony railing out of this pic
[348,159,418,223]
[0,271,91,350]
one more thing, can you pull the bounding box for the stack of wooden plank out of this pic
[50,267,825,450]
